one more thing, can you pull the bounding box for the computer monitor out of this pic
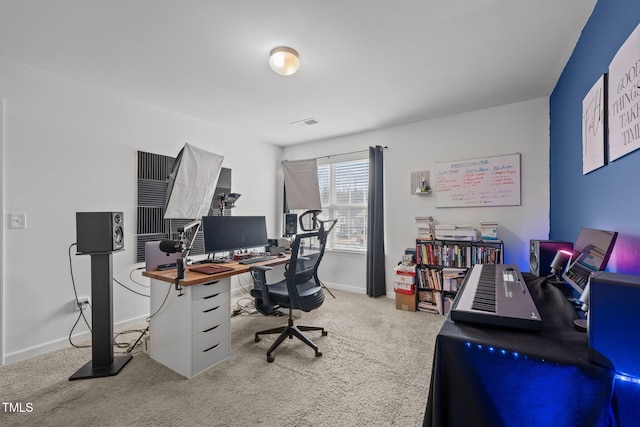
[562,227,618,294]
[201,215,269,255]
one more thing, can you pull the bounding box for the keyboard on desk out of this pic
[238,256,276,265]
[450,264,543,331]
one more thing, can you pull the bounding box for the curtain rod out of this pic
[315,146,388,161]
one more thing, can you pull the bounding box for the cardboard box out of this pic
[393,271,415,285]
[393,282,415,295]
[395,291,416,311]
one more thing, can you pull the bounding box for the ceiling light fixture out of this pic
[269,46,300,76]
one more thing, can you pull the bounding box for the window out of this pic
[317,154,369,251]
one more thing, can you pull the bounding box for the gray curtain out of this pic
[366,146,386,297]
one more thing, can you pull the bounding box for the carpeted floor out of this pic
[0,289,444,427]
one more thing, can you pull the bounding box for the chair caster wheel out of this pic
[316,351,322,357]
[322,331,328,336]
[267,355,274,363]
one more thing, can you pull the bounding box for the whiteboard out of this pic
[435,153,521,208]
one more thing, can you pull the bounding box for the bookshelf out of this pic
[415,239,504,314]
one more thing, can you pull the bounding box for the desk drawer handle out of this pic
[203,281,219,286]
[203,344,219,353]
[203,293,220,300]
[202,325,219,333]
[203,306,220,313]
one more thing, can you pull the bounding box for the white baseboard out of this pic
[5,282,374,365]
[3,314,149,366]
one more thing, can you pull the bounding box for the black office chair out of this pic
[249,229,329,362]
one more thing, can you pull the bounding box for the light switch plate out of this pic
[9,213,27,229]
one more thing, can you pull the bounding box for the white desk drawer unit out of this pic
[191,281,230,377]
[149,277,231,379]
[192,325,230,376]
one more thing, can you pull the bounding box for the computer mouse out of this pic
[278,253,286,258]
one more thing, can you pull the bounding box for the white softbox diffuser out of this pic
[282,159,322,210]
[164,143,224,219]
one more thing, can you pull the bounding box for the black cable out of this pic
[129,266,149,288]
[68,308,91,348]
[235,297,256,314]
[114,328,148,354]
[146,279,174,321]
[113,277,150,298]
[67,242,93,347]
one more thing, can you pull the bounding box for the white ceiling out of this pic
[0,0,596,146]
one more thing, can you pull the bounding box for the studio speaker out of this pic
[589,271,640,378]
[529,240,572,276]
[76,212,124,254]
[284,213,297,236]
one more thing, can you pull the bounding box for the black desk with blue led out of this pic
[423,274,617,427]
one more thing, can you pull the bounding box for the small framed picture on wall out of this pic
[582,74,607,174]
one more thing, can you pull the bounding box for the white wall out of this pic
[0,54,551,363]
[0,57,282,364]
[283,97,551,295]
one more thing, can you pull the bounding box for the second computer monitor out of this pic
[562,227,618,294]
[201,215,268,255]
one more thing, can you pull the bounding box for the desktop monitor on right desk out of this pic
[201,215,269,258]
[562,227,618,295]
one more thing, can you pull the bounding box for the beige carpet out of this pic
[0,289,444,427]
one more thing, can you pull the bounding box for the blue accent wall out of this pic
[550,0,640,275]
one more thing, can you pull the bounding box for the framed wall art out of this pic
[582,74,607,174]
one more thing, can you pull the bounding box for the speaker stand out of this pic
[70,253,132,380]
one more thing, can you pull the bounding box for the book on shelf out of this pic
[434,224,478,241]
[442,295,454,315]
[433,291,444,314]
[415,216,434,240]
[416,267,442,290]
[417,300,439,314]
[442,267,466,292]
[417,240,502,267]
[417,287,455,315]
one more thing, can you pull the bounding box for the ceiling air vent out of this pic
[290,118,319,128]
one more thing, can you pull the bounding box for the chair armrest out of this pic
[249,265,274,306]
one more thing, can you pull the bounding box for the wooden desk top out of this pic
[142,255,290,287]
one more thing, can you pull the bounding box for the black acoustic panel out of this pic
[137,180,168,206]
[137,151,173,181]
[136,151,231,261]
[137,207,164,234]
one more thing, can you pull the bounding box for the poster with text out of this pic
[608,22,640,162]
[582,74,607,174]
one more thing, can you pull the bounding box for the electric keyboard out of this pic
[238,256,276,265]
[450,264,543,331]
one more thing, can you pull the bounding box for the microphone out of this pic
[159,239,183,254]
